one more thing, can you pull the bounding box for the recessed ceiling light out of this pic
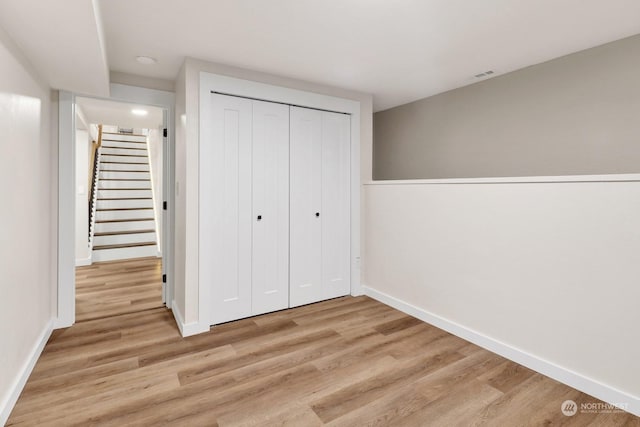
[136,56,157,65]
[131,109,148,116]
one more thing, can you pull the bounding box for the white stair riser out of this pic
[99,180,151,189]
[95,220,156,233]
[101,140,148,149]
[99,171,151,180]
[92,245,158,262]
[101,147,148,156]
[93,232,156,246]
[102,133,147,143]
[98,189,152,199]
[96,209,154,221]
[99,163,150,172]
[97,199,153,209]
[101,155,148,164]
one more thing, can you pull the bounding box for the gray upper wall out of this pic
[373,34,640,180]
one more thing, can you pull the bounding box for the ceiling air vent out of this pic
[475,70,495,78]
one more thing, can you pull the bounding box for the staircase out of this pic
[90,132,159,262]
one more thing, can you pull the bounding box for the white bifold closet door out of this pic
[251,100,290,316]
[206,93,289,324]
[290,107,351,307]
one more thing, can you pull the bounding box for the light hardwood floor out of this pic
[75,257,163,322]
[9,297,639,425]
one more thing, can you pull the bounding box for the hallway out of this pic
[75,257,163,322]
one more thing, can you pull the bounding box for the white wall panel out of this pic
[364,180,640,412]
[0,27,53,424]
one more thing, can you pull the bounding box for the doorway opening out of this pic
[73,96,165,322]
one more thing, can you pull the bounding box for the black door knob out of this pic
[257,215,262,221]
[315,212,320,217]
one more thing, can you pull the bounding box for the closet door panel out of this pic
[206,94,253,324]
[321,112,351,299]
[252,100,290,315]
[289,107,323,307]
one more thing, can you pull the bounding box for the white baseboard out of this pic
[0,319,54,425]
[75,256,92,267]
[363,286,640,417]
[52,317,73,329]
[171,300,209,337]
[350,281,364,297]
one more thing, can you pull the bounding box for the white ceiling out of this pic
[1,1,640,111]
[76,97,163,130]
[0,0,110,96]
[98,0,640,111]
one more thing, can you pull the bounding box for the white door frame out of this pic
[55,84,175,329]
[199,72,362,329]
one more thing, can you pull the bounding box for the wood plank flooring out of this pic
[9,296,639,425]
[75,257,163,322]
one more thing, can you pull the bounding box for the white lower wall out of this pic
[364,177,640,416]
[0,25,54,424]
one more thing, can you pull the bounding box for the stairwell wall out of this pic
[74,128,91,265]
[0,24,55,424]
[147,127,163,255]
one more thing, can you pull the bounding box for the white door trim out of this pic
[199,72,362,332]
[55,91,76,328]
[56,84,175,329]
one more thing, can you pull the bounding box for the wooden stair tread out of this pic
[100,161,149,165]
[94,229,155,237]
[101,139,146,144]
[98,187,151,192]
[96,218,155,223]
[101,153,148,158]
[100,146,147,150]
[97,197,152,202]
[101,141,147,145]
[102,132,147,137]
[96,207,153,211]
[93,242,156,250]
